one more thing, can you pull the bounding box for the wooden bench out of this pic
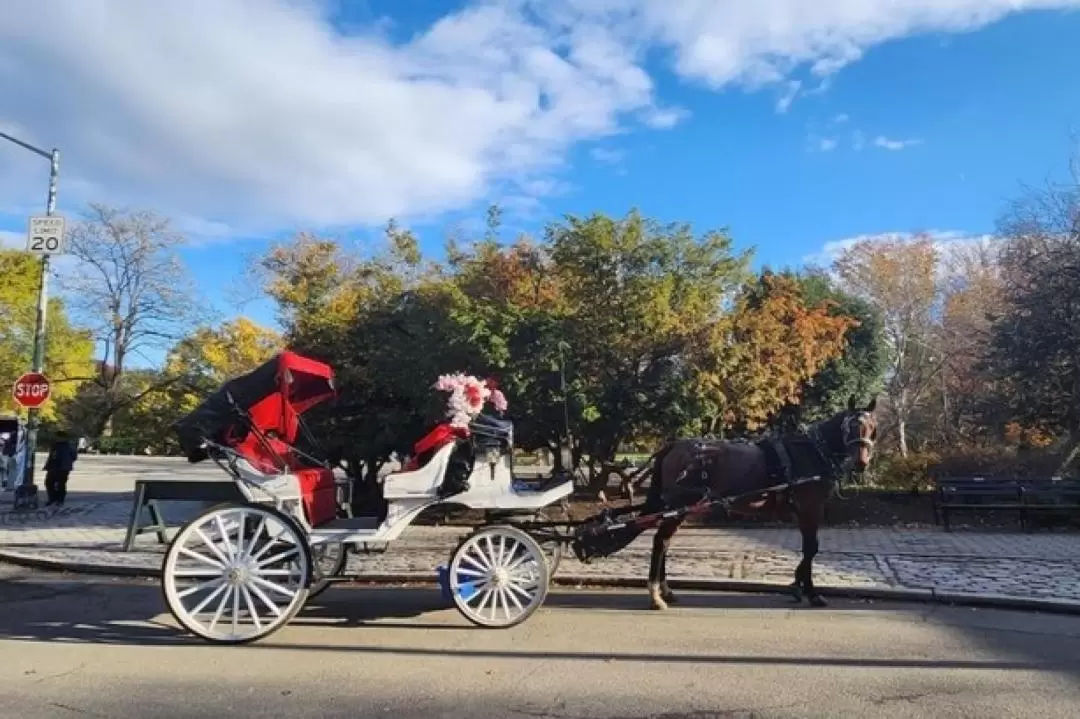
[123,478,244,551]
[934,475,1080,532]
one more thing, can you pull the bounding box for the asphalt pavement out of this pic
[1,565,1079,719]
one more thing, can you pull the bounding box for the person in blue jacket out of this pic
[44,431,78,506]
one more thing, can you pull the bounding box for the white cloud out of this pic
[590,147,625,165]
[803,229,996,268]
[0,0,1076,234]
[834,113,850,124]
[775,80,802,113]
[807,135,839,153]
[873,135,924,151]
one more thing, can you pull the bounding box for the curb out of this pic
[4,548,1079,616]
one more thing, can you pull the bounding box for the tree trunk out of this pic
[897,417,909,458]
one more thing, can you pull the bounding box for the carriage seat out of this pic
[382,442,458,500]
[230,433,340,527]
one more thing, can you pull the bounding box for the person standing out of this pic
[44,431,78,507]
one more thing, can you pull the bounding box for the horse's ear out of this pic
[865,396,877,413]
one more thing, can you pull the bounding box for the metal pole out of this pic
[22,149,59,489]
[0,131,59,492]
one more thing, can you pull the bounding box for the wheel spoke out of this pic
[258,546,299,569]
[172,568,225,578]
[246,515,269,559]
[190,581,230,616]
[214,515,238,562]
[504,584,526,613]
[194,527,230,566]
[505,580,534,601]
[178,546,225,570]
[178,577,224,600]
[247,581,284,618]
[250,575,298,600]
[455,566,486,578]
[233,511,248,557]
[241,585,262,631]
[206,584,232,632]
[230,585,241,636]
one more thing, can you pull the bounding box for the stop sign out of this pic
[12,372,51,409]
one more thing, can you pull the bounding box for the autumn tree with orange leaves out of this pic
[693,272,857,434]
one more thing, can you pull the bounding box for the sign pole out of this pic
[22,148,60,490]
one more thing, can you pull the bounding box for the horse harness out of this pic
[666,412,874,512]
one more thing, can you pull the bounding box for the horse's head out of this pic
[839,395,878,473]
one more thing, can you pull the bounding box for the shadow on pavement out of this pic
[1,574,1080,682]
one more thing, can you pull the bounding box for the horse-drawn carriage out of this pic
[161,350,878,644]
[163,351,576,643]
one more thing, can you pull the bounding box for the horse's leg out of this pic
[658,517,684,606]
[647,518,681,610]
[790,492,827,608]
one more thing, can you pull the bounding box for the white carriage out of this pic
[160,352,573,644]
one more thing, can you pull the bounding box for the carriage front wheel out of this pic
[447,525,550,628]
[161,502,313,645]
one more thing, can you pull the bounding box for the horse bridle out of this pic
[810,411,875,477]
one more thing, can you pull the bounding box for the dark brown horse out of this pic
[643,397,879,610]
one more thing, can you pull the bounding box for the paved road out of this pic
[1,567,1079,718]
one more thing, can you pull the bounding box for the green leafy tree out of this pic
[0,249,95,422]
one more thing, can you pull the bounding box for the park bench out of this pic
[123,478,244,551]
[933,475,1080,532]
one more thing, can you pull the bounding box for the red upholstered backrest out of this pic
[403,423,468,471]
[295,466,338,527]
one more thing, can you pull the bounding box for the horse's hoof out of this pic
[649,594,669,610]
[662,592,679,605]
[808,594,828,608]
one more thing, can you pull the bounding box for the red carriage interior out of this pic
[226,351,340,527]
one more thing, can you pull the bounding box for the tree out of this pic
[984,156,1080,438]
[696,271,857,433]
[545,210,751,483]
[103,318,284,453]
[60,203,206,435]
[0,249,96,421]
[832,235,944,456]
[166,317,283,393]
[934,241,1006,443]
[781,269,889,426]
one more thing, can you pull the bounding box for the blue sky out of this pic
[2,1,1080,363]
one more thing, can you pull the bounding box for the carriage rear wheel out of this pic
[161,503,312,645]
[447,525,550,628]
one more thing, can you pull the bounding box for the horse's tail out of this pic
[642,442,676,510]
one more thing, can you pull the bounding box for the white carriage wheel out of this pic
[448,525,550,628]
[161,503,312,645]
[309,541,348,600]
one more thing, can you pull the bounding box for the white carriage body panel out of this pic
[308,449,573,545]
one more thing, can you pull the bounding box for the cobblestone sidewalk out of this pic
[2,498,1080,609]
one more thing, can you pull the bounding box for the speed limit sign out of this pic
[26,215,66,256]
